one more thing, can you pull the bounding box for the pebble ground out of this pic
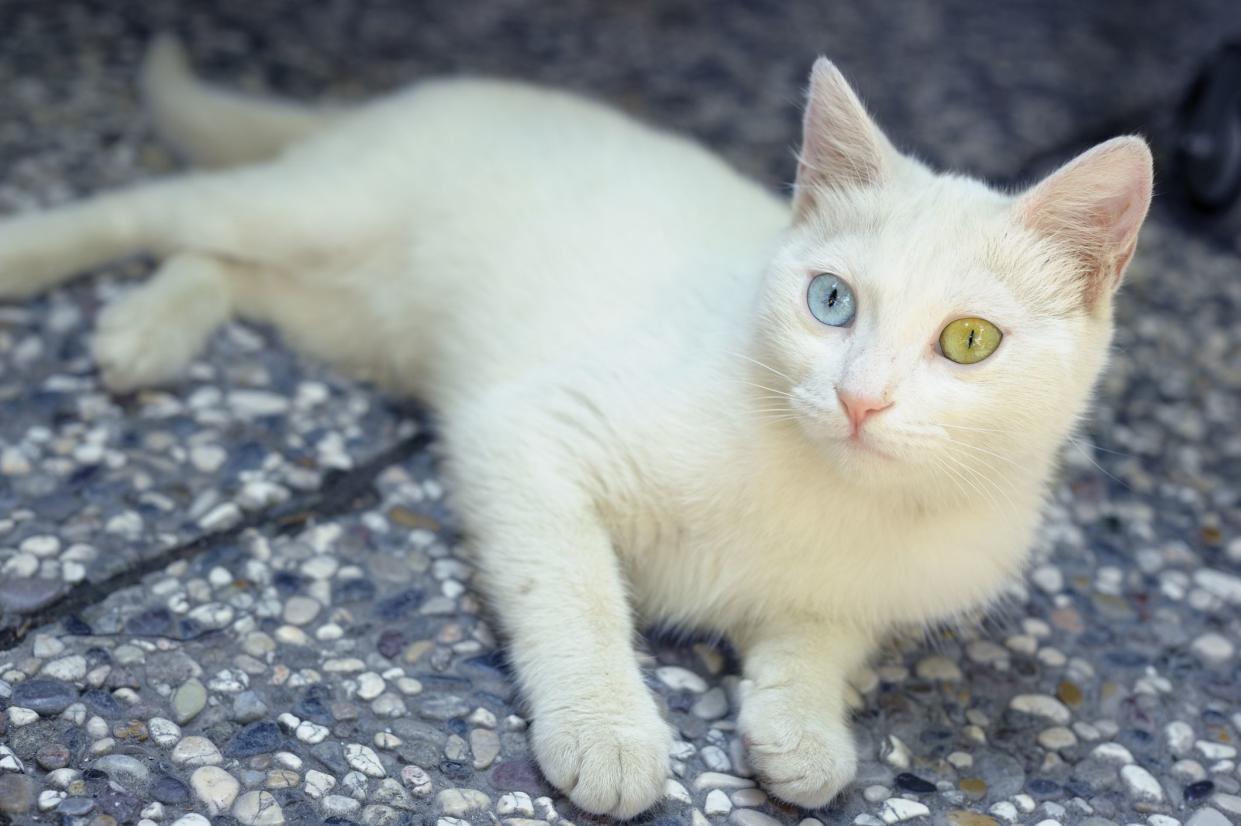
[0,2,1238,825]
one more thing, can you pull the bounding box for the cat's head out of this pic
[752,59,1152,496]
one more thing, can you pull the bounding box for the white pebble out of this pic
[655,666,708,693]
[881,798,930,823]
[1010,694,1071,724]
[1120,764,1164,801]
[705,789,732,816]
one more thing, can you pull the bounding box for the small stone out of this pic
[346,743,386,777]
[295,720,329,744]
[7,707,37,726]
[1092,742,1136,764]
[470,728,500,769]
[38,789,66,812]
[36,743,70,770]
[959,778,988,797]
[1191,634,1234,665]
[881,798,931,823]
[373,777,416,810]
[731,788,766,807]
[730,811,784,826]
[884,735,913,770]
[1213,794,1241,817]
[692,686,730,720]
[437,788,491,816]
[172,816,211,826]
[706,789,733,816]
[916,655,963,681]
[191,766,240,816]
[947,813,998,826]
[171,736,222,766]
[655,666,708,693]
[0,774,34,814]
[357,672,386,701]
[402,765,433,796]
[1010,694,1072,724]
[225,721,283,758]
[11,678,76,715]
[304,769,336,799]
[232,790,284,825]
[1120,765,1164,801]
[323,795,361,817]
[232,691,269,723]
[94,754,151,788]
[894,773,937,794]
[265,770,299,789]
[1196,741,1237,760]
[1038,727,1077,750]
[1056,681,1084,707]
[283,596,321,626]
[42,655,87,682]
[694,772,755,791]
[149,717,181,747]
[1185,809,1231,826]
[172,679,207,724]
[498,791,535,816]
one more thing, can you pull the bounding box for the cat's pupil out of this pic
[827,288,837,307]
[968,329,976,348]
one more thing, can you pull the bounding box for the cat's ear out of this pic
[1015,136,1153,306]
[793,58,898,218]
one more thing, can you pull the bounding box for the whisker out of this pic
[730,351,796,383]
[737,380,796,400]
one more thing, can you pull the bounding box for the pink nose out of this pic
[837,390,892,432]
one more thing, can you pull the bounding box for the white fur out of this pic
[0,42,1152,817]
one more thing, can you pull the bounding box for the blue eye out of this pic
[807,273,856,327]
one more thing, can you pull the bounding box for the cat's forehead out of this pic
[800,177,1081,318]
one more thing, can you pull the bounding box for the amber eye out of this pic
[939,318,1002,364]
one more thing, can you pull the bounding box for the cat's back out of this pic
[283,77,788,402]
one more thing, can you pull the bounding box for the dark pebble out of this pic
[1185,780,1215,803]
[377,629,406,659]
[0,577,61,613]
[82,688,124,717]
[1028,778,1062,797]
[63,615,93,635]
[150,775,190,805]
[894,773,938,794]
[0,774,34,814]
[97,786,141,822]
[58,797,97,817]
[310,741,349,776]
[11,678,77,715]
[374,588,423,619]
[224,720,283,758]
[125,607,173,636]
[295,684,335,724]
[440,759,473,781]
[336,577,377,604]
[489,758,551,796]
[36,743,70,770]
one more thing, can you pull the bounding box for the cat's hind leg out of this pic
[92,252,242,392]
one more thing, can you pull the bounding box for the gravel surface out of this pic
[0,2,1238,825]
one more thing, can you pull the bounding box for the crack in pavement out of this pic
[0,429,433,650]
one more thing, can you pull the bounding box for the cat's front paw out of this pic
[531,695,673,819]
[738,685,857,808]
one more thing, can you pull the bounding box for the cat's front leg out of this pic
[456,461,673,818]
[735,619,874,808]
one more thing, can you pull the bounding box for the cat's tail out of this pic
[142,34,342,168]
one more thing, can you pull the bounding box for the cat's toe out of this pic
[532,700,672,819]
[739,696,857,808]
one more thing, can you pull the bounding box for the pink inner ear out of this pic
[1016,137,1153,300]
[793,59,894,215]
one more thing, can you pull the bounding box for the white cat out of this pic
[0,38,1151,817]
